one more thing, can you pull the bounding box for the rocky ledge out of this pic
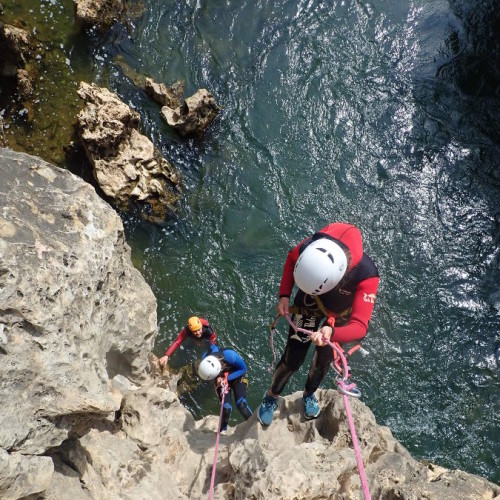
[0,148,499,499]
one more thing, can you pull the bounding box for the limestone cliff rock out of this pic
[145,77,185,109]
[0,24,33,77]
[0,148,157,498]
[73,0,145,31]
[74,0,123,29]
[0,149,499,499]
[161,88,221,136]
[76,82,181,224]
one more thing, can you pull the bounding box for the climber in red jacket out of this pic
[258,222,379,425]
[158,316,216,367]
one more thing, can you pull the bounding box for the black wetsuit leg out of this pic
[270,312,322,395]
[304,344,335,394]
[233,378,252,420]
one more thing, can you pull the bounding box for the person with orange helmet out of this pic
[158,316,216,367]
[258,222,379,425]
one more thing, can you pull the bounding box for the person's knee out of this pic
[236,397,253,420]
[281,352,306,372]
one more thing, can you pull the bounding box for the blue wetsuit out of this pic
[202,345,252,430]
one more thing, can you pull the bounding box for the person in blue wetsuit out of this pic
[198,345,252,431]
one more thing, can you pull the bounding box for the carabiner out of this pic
[337,380,361,398]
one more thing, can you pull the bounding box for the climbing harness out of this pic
[268,313,361,398]
[282,314,372,500]
[208,373,229,500]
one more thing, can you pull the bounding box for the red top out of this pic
[165,317,216,357]
[279,222,379,343]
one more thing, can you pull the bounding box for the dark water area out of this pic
[2,0,499,485]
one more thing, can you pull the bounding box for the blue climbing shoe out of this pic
[303,392,320,419]
[257,392,278,426]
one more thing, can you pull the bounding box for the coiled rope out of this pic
[208,374,229,500]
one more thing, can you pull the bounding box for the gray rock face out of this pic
[0,148,157,497]
[0,149,498,499]
[38,384,500,500]
[76,82,181,224]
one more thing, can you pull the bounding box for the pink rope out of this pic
[342,392,371,499]
[284,314,371,500]
[208,379,229,500]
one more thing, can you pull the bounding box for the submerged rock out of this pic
[76,81,182,224]
[16,68,33,99]
[0,23,36,120]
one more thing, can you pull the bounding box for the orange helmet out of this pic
[187,316,202,332]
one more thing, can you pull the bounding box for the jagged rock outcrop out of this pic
[76,82,181,224]
[73,0,145,31]
[145,77,185,109]
[30,380,500,500]
[0,23,33,77]
[0,148,157,498]
[161,88,221,136]
[0,23,36,118]
[0,149,499,499]
[74,0,123,28]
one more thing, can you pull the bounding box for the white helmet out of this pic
[293,238,347,295]
[198,355,221,380]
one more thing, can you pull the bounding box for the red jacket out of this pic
[279,223,379,343]
[165,317,216,357]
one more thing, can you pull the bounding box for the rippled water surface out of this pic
[3,0,499,484]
